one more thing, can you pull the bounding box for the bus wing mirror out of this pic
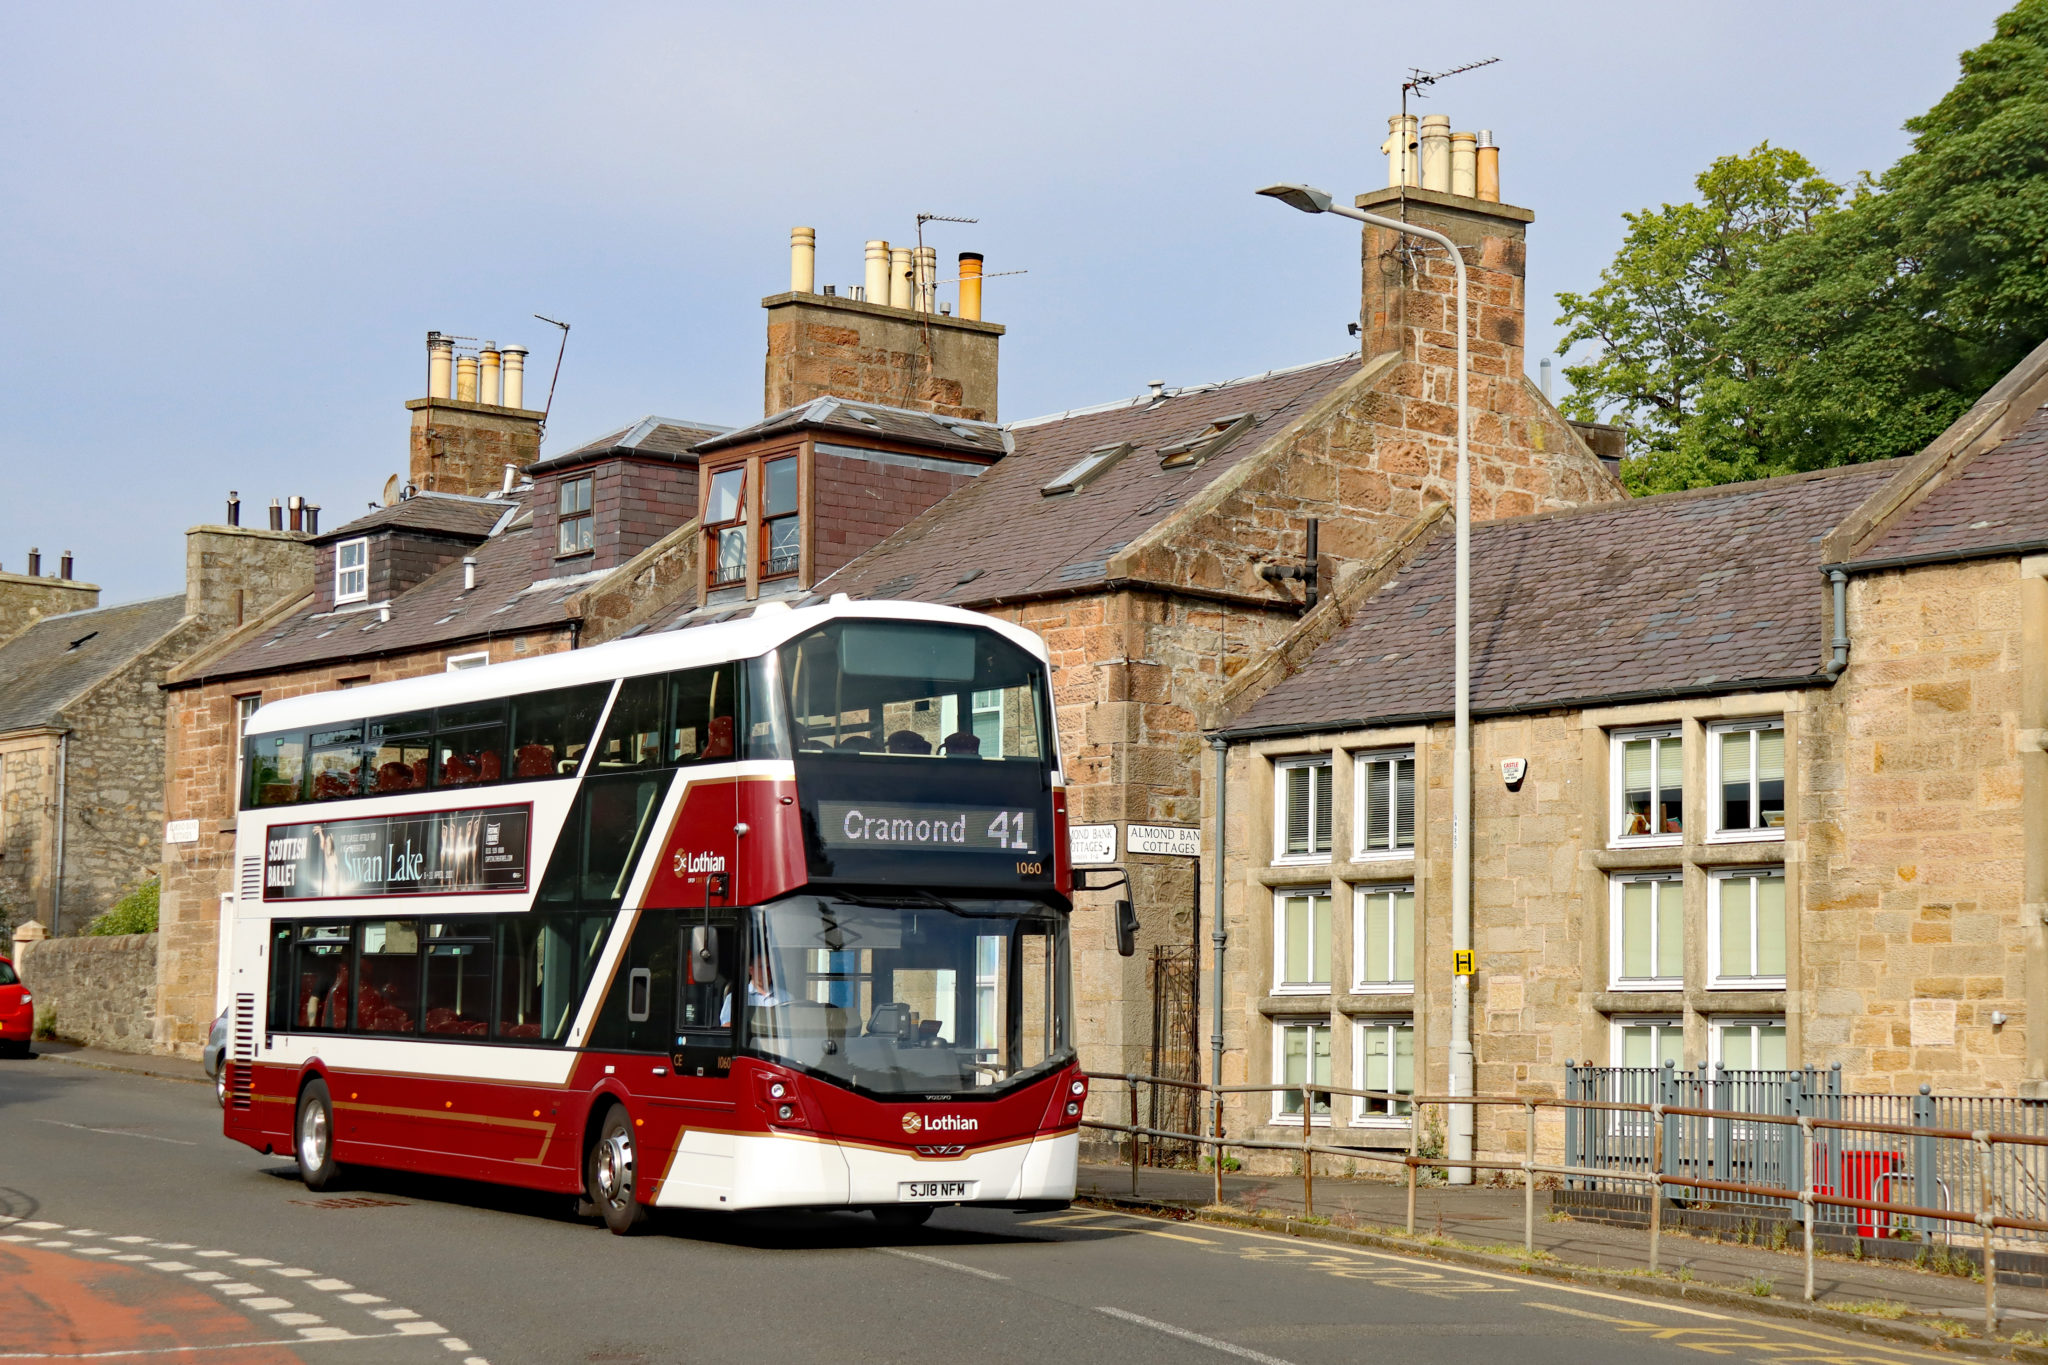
[1114,899,1138,958]
[689,926,721,982]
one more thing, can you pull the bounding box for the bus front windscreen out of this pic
[740,895,1070,1097]
[779,620,1048,763]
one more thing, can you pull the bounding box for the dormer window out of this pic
[557,476,594,556]
[706,465,747,587]
[762,456,799,578]
[334,538,368,603]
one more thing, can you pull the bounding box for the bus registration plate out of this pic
[900,1180,976,1202]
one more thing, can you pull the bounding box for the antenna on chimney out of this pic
[1397,57,1499,225]
[533,313,571,446]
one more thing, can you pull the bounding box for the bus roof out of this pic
[242,598,1049,738]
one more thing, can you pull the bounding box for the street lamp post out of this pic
[1257,183,1474,1184]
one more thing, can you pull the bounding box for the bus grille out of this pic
[239,857,262,901]
[229,992,256,1110]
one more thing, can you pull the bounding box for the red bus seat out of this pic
[514,744,555,778]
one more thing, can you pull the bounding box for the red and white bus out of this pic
[221,599,1083,1232]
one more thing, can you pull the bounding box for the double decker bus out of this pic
[221,599,1083,1233]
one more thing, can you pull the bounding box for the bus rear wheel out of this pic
[587,1106,647,1236]
[295,1080,346,1191]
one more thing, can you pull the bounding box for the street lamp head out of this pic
[1255,183,1334,215]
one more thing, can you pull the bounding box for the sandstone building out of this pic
[1209,339,2048,1163]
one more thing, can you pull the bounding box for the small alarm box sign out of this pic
[1501,757,1528,787]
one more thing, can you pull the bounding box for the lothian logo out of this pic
[902,1112,978,1135]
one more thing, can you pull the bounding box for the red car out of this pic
[0,957,31,1056]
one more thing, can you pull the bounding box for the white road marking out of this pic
[1095,1306,1299,1365]
[30,1119,194,1146]
[878,1247,1010,1281]
[0,1329,444,1358]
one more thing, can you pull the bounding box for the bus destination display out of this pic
[818,800,1039,855]
[263,804,530,900]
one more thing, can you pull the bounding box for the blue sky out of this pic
[0,1,2007,602]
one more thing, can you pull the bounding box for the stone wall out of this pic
[17,932,159,1054]
[184,526,312,628]
[0,570,98,648]
[0,735,57,932]
[155,627,571,1054]
[1800,556,2036,1094]
[574,520,701,645]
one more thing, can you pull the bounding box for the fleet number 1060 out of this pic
[985,810,1032,850]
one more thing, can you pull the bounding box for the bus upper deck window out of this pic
[250,733,306,806]
[670,666,736,765]
[508,683,609,780]
[435,700,506,788]
[368,713,432,794]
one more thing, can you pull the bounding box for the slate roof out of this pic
[1226,459,1906,736]
[319,493,506,544]
[1852,403,2048,565]
[0,595,188,732]
[528,415,733,476]
[811,357,1361,607]
[696,397,1007,459]
[193,495,590,683]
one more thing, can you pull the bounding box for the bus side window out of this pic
[268,922,297,1030]
[292,923,354,1030]
[508,682,610,780]
[423,921,493,1036]
[434,700,507,788]
[595,675,664,771]
[494,911,611,1043]
[670,665,736,765]
[250,733,306,807]
[354,919,420,1034]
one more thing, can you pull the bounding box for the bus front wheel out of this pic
[295,1080,346,1191]
[587,1106,647,1236]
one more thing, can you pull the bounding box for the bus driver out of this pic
[719,947,790,1026]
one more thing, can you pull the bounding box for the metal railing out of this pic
[1081,1070,2048,1330]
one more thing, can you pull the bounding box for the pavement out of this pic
[0,1048,1992,1365]
[1076,1159,2048,1330]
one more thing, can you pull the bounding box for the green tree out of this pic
[1554,145,1841,470]
[1561,0,2048,493]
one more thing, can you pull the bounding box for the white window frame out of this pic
[445,651,490,672]
[1706,718,1787,843]
[1270,1019,1332,1126]
[1610,725,1683,848]
[1608,872,1684,991]
[1352,1017,1415,1126]
[1708,867,1787,989]
[1609,1016,1685,1070]
[1710,1016,1789,1072]
[333,537,368,604]
[233,693,261,806]
[1352,883,1416,994]
[1353,748,1416,860]
[1271,888,1332,995]
[1272,757,1333,864]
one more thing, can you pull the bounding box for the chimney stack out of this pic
[427,332,454,399]
[227,491,241,527]
[479,344,502,406]
[269,499,283,531]
[27,548,40,577]
[501,345,527,409]
[455,354,479,403]
[790,227,816,293]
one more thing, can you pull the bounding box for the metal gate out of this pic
[1146,945,1199,1166]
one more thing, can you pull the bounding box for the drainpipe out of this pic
[51,731,69,935]
[1209,738,1229,1108]
[1823,569,1851,679]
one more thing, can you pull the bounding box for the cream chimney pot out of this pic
[500,345,527,409]
[865,241,891,307]
[1419,114,1451,192]
[914,246,937,313]
[1385,114,1418,187]
[479,344,502,407]
[1450,131,1477,198]
[889,247,914,310]
[427,332,454,399]
[790,227,816,293]
[456,354,479,403]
